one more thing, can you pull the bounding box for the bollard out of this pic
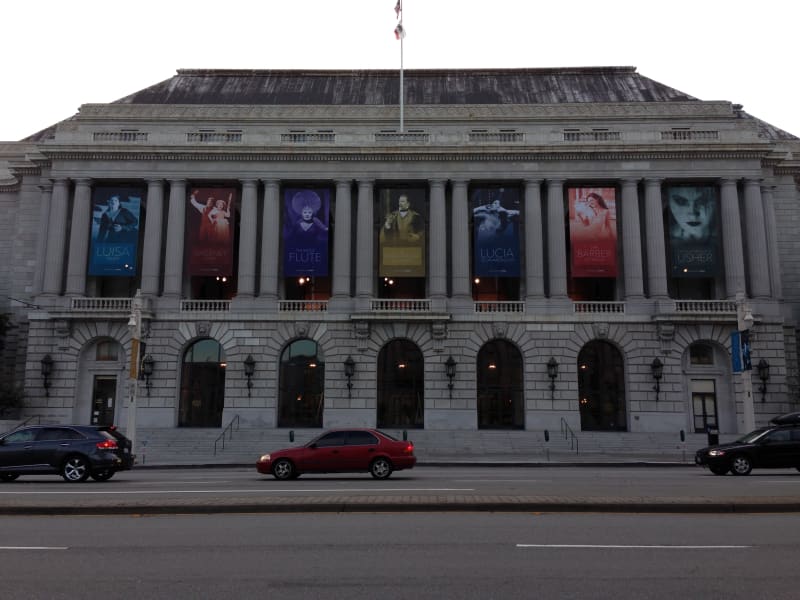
[403,430,408,441]
[680,430,685,442]
[289,430,295,443]
[544,429,550,442]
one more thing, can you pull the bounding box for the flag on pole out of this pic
[394,23,405,40]
[395,1,402,19]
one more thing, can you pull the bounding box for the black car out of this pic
[695,413,800,475]
[0,424,134,482]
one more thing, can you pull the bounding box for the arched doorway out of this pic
[278,339,325,428]
[378,340,424,428]
[477,340,524,429]
[179,339,226,427]
[577,340,627,431]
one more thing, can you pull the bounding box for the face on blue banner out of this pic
[89,186,143,276]
[472,187,521,277]
[283,188,330,276]
[666,185,719,277]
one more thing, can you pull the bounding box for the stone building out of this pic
[1,67,799,445]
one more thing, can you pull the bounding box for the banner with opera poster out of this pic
[283,188,330,277]
[186,187,237,276]
[88,186,143,276]
[665,185,720,277]
[471,187,522,277]
[378,187,427,277]
[568,187,618,278]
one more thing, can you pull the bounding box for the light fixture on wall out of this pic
[40,354,53,397]
[547,357,559,399]
[141,354,154,397]
[445,356,456,398]
[344,356,356,398]
[243,354,256,397]
[651,357,664,402]
[757,359,770,403]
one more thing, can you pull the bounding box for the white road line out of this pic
[516,544,750,549]
[0,547,68,551]
[0,487,474,495]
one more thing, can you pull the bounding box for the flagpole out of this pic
[395,0,404,133]
[400,30,404,133]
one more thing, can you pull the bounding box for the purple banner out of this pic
[283,188,330,276]
[472,187,521,277]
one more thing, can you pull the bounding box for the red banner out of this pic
[186,187,237,276]
[569,187,618,278]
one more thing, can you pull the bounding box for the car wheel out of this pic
[61,456,91,482]
[370,457,393,480]
[730,455,753,476]
[0,473,20,482]
[90,469,115,482]
[709,466,729,476]
[272,458,295,480]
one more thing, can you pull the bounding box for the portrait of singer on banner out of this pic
[378,187,426,277]
[471,187,521,277]
[186,187,237,277]
[568,187,618,278]
[88,186,143,276]
[665,185,720,277]
[282,188,330,277]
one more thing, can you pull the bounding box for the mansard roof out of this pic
[113,66,698,106]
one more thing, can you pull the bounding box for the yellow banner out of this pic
[129,339,140,379]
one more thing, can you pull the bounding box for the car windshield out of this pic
[736,428,770,444]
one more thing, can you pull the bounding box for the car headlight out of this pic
[259,454,271,462]
[708,449,726,457]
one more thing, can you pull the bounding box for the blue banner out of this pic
[283,188,330,276]
[472,187,521,277]
[731,330,752,373]
[88,187,142,276]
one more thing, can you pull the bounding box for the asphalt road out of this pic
[1,465,799,514]
[1,512,798,599]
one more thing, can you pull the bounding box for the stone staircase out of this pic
[134,426,728,466]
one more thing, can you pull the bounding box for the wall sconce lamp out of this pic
[344,355,356,398]
[547,357,559,399]
[651,357,664,402]
[40,354,53,397]
[141,354,154,396]
[243,354,256,397]
[445,356,456,398]
[757,359,770,402]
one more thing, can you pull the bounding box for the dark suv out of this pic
[695,412,800,475]
[0,424,134,482]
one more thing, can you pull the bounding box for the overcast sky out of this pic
[2,0,797,141]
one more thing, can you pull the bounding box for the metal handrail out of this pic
[560,417,579,453]
[213,414,240,455]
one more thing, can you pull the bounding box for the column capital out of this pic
[621,177,640,187]
[38,183,53,193]
[146,178,164,188]
[645,177,664,187]
[335,179,353,187]
[168,178,187,184]
[523,178,543,186]
[546,178,565,186]
[239,178,258,188]
[73,177,92,187]
[429,179,446,189]
[719,177,738,187]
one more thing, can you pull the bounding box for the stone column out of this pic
[32,183,52,296]
[644,178,668,299]
[450,180,471,306]
[355,180,374,307]
[428,179,447,305]
[720,178,746,299]
[259,179,280,299]
[65,178,92,296]
[236,179,258,298]
[546,179,567,298]
[524,179,545,303]
[621,179,644,299]
[331,179,353,302]
[761,184,782,299]
[141,179,164,296]
[42,178,70,295]
[743,179,770,299]
[163,179,186,298]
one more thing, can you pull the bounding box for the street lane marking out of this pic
[0,487,474,495]
[516,544,750,549]
[0,546,68,550]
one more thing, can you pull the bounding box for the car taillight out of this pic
[96,439,118,450]
[404,443,414,454]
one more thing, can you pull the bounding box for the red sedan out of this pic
[256,429,416,480]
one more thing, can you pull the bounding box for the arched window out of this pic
[577,341,626,431]
[477,340,524,429]
[377,340,424,429]
[278,339,325,428]
[179,339,226,427]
